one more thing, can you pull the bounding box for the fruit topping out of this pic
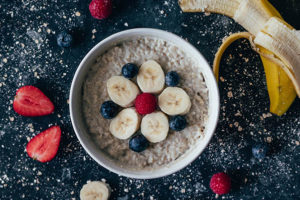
[129,133,149,152]
[109,108,141,140]
[135,93,157,115]
[165,71,180,86]
[100,100,119,119]
[141,111,169,143]
[122,63,139,79]
[169,115,187,131]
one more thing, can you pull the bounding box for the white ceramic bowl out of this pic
[69,28,220,179]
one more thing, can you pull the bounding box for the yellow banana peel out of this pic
[180,0,297,116]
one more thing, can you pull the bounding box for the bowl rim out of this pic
[69,28,220,179]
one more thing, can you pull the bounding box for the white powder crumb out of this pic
[150,196,154,200]
[227,91,233,98]
[92,29,97,34]
[238,126,243,132]
[92,35,95,39]
[37,171,42,176]
[181,188,186,193]
[124,188,129,192]
[70,191,74,195]
[101,178,106,183]
[160,10,164,14]
[75,11,81,16]
[266,136,272,143]
[124,22,128,27]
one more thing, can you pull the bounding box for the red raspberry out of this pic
[89,0,112,20]
[210,172,231,195]
[135,93,157,115]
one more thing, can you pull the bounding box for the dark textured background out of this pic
[0,0,299,199]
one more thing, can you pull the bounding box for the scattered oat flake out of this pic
[75,11,81,16]
[3,58,7,63]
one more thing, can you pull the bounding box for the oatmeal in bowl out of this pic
[70,29,219,179]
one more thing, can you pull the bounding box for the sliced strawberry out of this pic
[26,126,61,163]
[13,86,54,117]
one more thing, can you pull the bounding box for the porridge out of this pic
[82,37,209,169]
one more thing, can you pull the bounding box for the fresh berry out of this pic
[165,71,180,86]
[169,115,187,131]
[129,133,149,152]
[210,172,231,195]
[26,126,61,163]
[100,101,119,119]
[89,0,112,20]
[57,32,73,47]
[135,93,157,115]
[252,143,268,159]
[13,86,54,117]
[122,63,139,79]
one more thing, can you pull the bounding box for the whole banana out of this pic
[179,0,299,116]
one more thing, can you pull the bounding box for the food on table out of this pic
[210,172,231,195]
[13,85,54,117]
[100,100,120,119]
[252,143,268,160]
[89,0,112,20]
[129,133,150,153]
[82,37,208,169]
[57,32,73,48]
[109,108,141,140]
[137,60,165,94]
[179,0,299,116]
[80,181,110,200]
[140,111,169,143]
[134,93,157,115]
[158,87,191,116]
[26,126,61,163]
[165,71,180,87]
[122,63,139,79]
[107,76,140,107]
[169,115,187,131]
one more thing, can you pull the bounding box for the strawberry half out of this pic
[13,86,54,117]
[26,126,61,162]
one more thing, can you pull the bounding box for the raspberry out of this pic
[89,0,112,20]
[135,93,157,115]
[210,172,231,195]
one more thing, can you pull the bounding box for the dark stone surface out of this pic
[0,0,299,199]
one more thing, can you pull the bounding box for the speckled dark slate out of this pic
[0,0,299,200]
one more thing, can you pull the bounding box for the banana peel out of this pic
[213,33,296,116]
[179,0,297,116]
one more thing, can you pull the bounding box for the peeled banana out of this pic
[141,111,169,143]
[179,0,299,116]
[158,87,191,116]
[137,60,165,94]
[80,181,110,200]
[109,108,141,140]
[107,76,140,107]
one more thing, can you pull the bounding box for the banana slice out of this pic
[107,76,140,107]
[109,108,141,140]
[80,181,110,200]
[158,87,191,116]
[137,60,165,94]
[141,111,169,143]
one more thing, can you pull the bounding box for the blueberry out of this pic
[129,134,149,152]
[57,32,73,47]
[165,71,180,86]
[122,63,139,79]
[100,101,119,119]
[252,143,268,159]
[169,115,187,131]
